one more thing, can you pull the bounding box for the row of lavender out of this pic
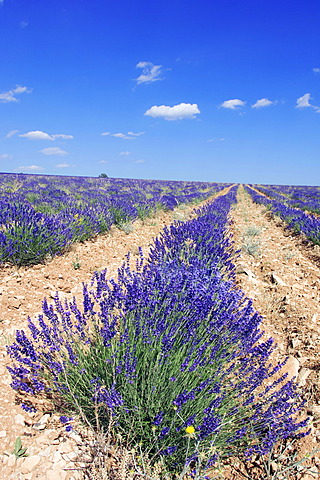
[0,173,228,266]
[253,184,320,215]
[246,185,320,245]
[7,186,307,476]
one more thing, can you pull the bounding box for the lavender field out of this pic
[246,184,320,246]
[0,173,228,266]
[4,176,317,479]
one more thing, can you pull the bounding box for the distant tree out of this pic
[98,173,108,178]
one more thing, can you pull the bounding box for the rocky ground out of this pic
[0,185,319,479]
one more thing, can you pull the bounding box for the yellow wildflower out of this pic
[185,425,195,435]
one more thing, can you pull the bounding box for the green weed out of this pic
[12,437,28,459]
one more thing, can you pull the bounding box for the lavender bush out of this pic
[0,201,73,266]
[254,184,320,215]
[0,173,229,266]
[7,187,308,476]
[246,185,320,246]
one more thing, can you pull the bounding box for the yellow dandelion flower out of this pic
[185,425,195,435]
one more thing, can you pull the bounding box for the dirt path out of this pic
[0,189,234,480]
[227,185,320,479]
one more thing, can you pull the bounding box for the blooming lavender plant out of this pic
[0,173,229,265]
[246,185,320,245]
[255,183,320,215]
[6,187,308,476]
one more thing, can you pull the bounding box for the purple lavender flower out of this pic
[153,411,164,425]
[60,415,73,424]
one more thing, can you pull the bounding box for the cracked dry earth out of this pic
[1,185,320,480]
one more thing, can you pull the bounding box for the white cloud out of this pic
[127,131,144,136]
[19,130,73,140]
[220,99,246,110]
[40,147,69,156]
[120,151,131,156]
[208,138,225,143]
[144,103,200,121]
[20,130,53,140]
[55,163,75,168]
[98,160,108,164]
[135,61,163,85]
[20,20,29,29]
[296,93,320,112]
[0,85,31,103]
[5,129,18,138]
[312,68,320,73]
[134,159,145,163]
[251,98,274,109]
[296,93,313,108]
[0,153,13,159]
[16,165,43,171]
[113,133,131,139]
[101,131,144,140]
[51,134,74,140]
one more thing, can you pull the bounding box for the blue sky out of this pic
[0,0,320,185]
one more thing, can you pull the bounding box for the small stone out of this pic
[270,461,278,472]
[271,272,287,286]
[2,275,13,283]
[301,466,319,480]
[46,472,62,480]
[1,374,12,386]
[15,295,25,300]
[33,413,51,430]
[54,458,68,470]
[291,337,301,348]
[20,455,41,473]
[10,297,22,309]
[52,451,63,463]
[0,430,6,437]
[66,430,82,443]
[14,414,26,426]
[311,314,318,324]
[58,443,73,454]
[7,454,16,467]
[286,355,300,380]
[16,456,25,468]
[62,451,78,462]
[297,367,312,387]
[276,341,285,352]
[308,404,320,418]
[38,446,54,457]
[242,268,255,278]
